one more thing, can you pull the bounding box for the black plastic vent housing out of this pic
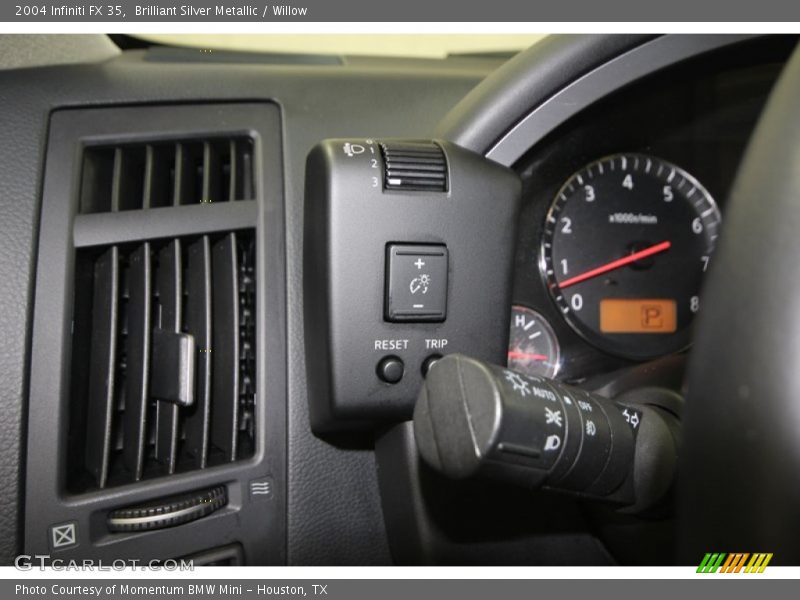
[28,103,285,566]
[380,141,448,192]
[80,137,255,213]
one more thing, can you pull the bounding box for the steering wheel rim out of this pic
[679,42,800,563]
[434,34,800,565]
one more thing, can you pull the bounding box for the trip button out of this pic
[421,354,443,377]
[385,244,448,322]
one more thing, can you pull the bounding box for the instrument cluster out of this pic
[508,49,785,381]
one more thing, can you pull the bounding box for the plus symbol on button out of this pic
[414,258,426,269]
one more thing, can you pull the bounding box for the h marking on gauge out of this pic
[515,313,537,331]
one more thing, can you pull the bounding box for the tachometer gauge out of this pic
[541,153,721,359]
[507,305,561,378]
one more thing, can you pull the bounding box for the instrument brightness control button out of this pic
[385,244,448,322]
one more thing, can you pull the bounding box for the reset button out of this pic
[377,356,404,384]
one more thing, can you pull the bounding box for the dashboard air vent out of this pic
[380,141,448,192]
[67,230,256,492]
[79,137,255,213]
[29,104,280,562]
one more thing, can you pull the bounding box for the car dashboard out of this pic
[0,33,796,567]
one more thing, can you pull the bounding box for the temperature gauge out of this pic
[507,305,561,378]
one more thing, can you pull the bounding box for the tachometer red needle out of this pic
[558,240,672,289]
[507,351,548,361]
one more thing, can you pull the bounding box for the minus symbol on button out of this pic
[413,304,424,308]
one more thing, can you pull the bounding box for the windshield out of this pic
[135,34,545,58]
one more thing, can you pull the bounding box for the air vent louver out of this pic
[380,141,448,192]
[29,104,279,561]
[67,230,256,492]
[79,137,255,213]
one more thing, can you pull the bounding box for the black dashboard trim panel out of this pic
[0,34,791,565]
[435,35,656,153]
[437,35,765,167]
[0,47,489,564]
[485,35,760,167]
[26,103,287,564]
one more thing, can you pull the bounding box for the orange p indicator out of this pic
[600,299,677,334]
